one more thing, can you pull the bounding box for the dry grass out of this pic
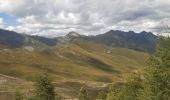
[0,39,149,98]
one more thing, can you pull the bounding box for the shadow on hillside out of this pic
[87,57,119,73]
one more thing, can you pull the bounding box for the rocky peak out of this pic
[66,31,81,38]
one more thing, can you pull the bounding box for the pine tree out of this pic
[34,71,55,100]
[106,84,123,100]
[78,87,89,100]
[122,73,143,100]
[106,73,143,100]
[141,36,170,100]
[96,90,107,100]
[14,90,24,100]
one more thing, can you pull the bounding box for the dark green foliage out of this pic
[14,90,24,100]
[106,84,122,100]
[141,37,170,100]
[78,87,89,100]
[34,72,55,100]
[119,74,143,100]
[96,90,107,100]
[106,73,143,100]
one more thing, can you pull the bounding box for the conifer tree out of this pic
[34,71,55,100]
[78,87,89,100]
[96,90,107,100]
[14,90,24,100]
[106,73,143,100]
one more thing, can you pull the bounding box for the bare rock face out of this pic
[23,46,34,52]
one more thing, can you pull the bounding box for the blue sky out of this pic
[0,13,17,28]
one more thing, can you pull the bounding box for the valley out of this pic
[0,0,169,99]
[0,37,149,99]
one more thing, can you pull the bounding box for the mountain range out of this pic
[0,29,157,52]
[85,30,157,52]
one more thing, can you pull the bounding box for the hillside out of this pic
[0,29,25,48]
[0,29,151,98]
[0,38,149,98]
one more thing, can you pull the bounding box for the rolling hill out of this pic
[0,38,149,98]
[0,39,148,81]
[0,29,151,98]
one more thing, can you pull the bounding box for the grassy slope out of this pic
[0,39,149,98]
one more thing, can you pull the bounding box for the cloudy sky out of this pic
[0,0,170,37]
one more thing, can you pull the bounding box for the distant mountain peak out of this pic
[66,31,81,38]
[128,30,135,33]
[86,30,157,52]
[139,31,156,37]
[107,30,118,33]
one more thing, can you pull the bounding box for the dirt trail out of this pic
[0,74,23,81]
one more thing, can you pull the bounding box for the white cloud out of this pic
[6,26,15,31]
[0,0,170,37]
[0,0,25,15]
[0,17,4,28]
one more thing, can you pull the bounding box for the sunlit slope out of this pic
[0,39,148,82]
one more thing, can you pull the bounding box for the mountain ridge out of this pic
[0,29,157,52]
[84,30,157,52]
